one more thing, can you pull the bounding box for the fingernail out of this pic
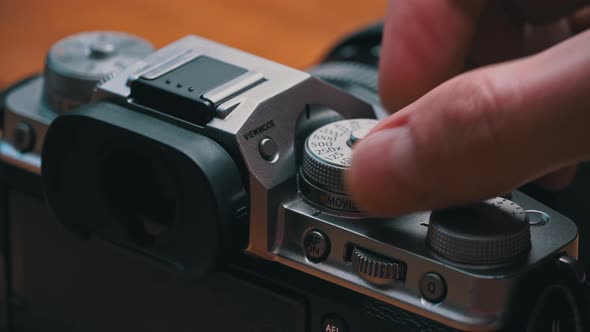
[348,126,416,215]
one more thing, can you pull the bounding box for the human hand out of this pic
[347,0,590,216]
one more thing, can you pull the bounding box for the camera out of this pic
[0,27,588,332]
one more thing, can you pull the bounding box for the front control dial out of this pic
[351,247,407,287]
[426,197,532,266]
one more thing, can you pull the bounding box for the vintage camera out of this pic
[0,27,588,332]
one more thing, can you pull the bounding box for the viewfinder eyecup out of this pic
[41,102,247,278]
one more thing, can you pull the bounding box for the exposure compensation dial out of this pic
[43,31,153,113]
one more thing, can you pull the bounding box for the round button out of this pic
[303,229,330,263]
[420,272,447,303]
[258,137,278,161]
[526,210,551,226]
[89,42,116,58]
[321,313,348,332]
[348,126,371,147]
[13,122,35,152]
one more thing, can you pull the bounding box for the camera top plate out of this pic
[1,32,582,332]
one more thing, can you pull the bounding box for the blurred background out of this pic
[0,0,387,89]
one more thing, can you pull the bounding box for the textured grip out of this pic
[427,198,532,266]
[351,247,406,286]
[301,150,346,193]
[300,119,377,193]
[362,300,463,332]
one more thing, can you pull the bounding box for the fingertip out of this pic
[346,130,396,216]
[347,127,424,216]
[378,0,486,112]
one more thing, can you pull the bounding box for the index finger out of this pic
[378,0,486,112]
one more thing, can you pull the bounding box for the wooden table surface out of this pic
[0,0,387,90]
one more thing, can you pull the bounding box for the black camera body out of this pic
[0,29,587,332]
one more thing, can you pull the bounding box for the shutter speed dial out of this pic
[299,118,377,214]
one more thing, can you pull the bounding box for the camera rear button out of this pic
[303,229,330,263]
[321,314,348,332]
[419,272,447,303]
[13,122,35,152]
[258,137,278,162]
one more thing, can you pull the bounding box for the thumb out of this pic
[347,30,590,216]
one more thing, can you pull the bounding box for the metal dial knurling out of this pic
[426,197,532,266]
[302,119,377,193]
[46,31,152,79]
[43,31,153,113]
[351,247,406,286]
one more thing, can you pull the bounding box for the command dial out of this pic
[299,118,377,214]
[351,247,407,286]
[43,31,153,113]
[426,197,532,266]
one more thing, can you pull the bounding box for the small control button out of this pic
[303,229,330,263]
[88,41,115,58]
[321,313,348,332]
[348,126,371,147]
[420,272,447,303]
[258,137,278,161]
[526,210,551,226]
[13,122,35,152]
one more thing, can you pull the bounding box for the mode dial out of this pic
[426,197,532,266]
[351,247,407,286]
[299,118,377,214]
[43,31,153,113]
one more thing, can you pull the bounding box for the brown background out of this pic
[0,0,387,89]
